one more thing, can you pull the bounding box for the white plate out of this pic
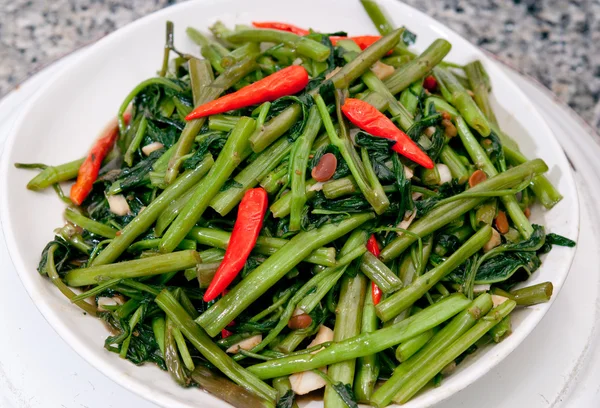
[0,0,580,407]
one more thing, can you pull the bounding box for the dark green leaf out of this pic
[183,132,227,170]
[277,390,296,408]
[402,29,417,46]
[355,131,396,152]
[330,383,359,408]
[406,113,442,142]
[546,233,576,248]
[474,251,541,284]
[38,239,72,276]
[117,149,163,191]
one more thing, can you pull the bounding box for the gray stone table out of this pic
[1,0,599,129]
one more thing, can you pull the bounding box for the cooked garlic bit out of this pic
[107,194,131,216]
[226,334,262,354]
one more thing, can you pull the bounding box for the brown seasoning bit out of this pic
[468,169,487,188]
[311,153,337,182]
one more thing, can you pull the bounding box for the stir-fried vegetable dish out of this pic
[15,1,576,407]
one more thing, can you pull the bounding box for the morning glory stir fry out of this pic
[16,1,576,407]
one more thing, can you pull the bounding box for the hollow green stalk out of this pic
[65,250,200,287]
[187,227,336,266]
[226,29,330,62]
[464,60,497,125]
[25,158,84,190]
[160,118,256,253]
[376,226,492,322]
[370,293,493,407]
[384,39,452,95]
[434,67,491,136]
[380,159,548,262]
[164,57,256,184]
[359,252,403,294]
[211,137,293,216]
[64,207,118,238]
[196,213,374,337]
[91,155,213,265]
[156,289,277,402]
[393,300,516,403]
[510,282,553,306]
[290,106,322,231]
[247,293,471,379]
[324,272,367,408]
[456,116,533,238]
[353,285,380,403]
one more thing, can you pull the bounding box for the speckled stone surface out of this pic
[1,0,599,129]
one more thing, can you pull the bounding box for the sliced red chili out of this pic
[70,113,131,205]
[330,35,393,55]
[367,234,381,257]
[185,66,309,120]
[423,75,438,92]
[252,21,310,36]
[366,234,383,305]
[203,188,269,302]
[341,98,434,169]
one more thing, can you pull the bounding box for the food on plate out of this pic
[15,0,576,406]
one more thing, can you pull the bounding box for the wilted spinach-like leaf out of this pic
[484,131,506,173]
[126,322,166,369]
[355,131,396,152]
[435,233,461,256]
[277,390,296,408]
[313,192,372,213]
[145,120,179,148]
[38,238,71,276]
[117,149,163,191]
[330,383,359,408]
[474,251,541,285]
[402,29,417,46]
[268,95,311,142]
[392,152,413,219]
[539,232,576,254]
[407,113,442,142]
[301,205,351,231]
[183,132,228,170]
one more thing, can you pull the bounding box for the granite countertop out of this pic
[1,0,599,130]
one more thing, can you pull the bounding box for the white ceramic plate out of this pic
[0,0,579,407]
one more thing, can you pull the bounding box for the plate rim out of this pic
[0,0,580,407]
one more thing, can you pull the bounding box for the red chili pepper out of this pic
[367,234,381,257]
[70,113,131,205]
[423,75,438,92]
[221,328,234,339]
[366,234,383,305]
[252,21,310,36]
[203,188,269,302]
[185,66,309,120]
[341,98,434,169]
[329,35,393,55]
[371,281,382,305]
[329,35,379,49]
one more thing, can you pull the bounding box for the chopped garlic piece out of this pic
[370,61,395,80]
[483,228,502,252]
[142,141,164,156]
[226,334,262,354]
[491,295,510,308]
[107,194,131,216]
[289,367,327,395]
